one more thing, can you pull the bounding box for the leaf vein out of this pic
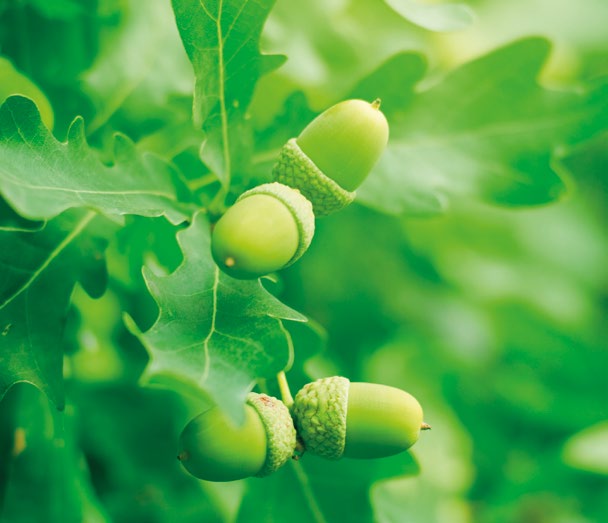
[200,265,219,384]
[0,211,96,311]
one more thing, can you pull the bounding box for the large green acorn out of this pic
[211,182,315,279]
[273,99,389,215]
[292,376,429,460]
[178,393,296,482]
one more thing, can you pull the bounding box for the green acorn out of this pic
[211,182,315,279]
[292,377,429,460]
[273,99,389,215]
[178,393,296,482]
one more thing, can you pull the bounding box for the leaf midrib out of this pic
[0,211,96,311]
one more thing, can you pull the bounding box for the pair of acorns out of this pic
[178,377,430,482]
[211,98,390,279]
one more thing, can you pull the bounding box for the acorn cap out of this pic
[238,182,315,266]
[247,392,297,477]
[292,377,427,460]
[273,139,355,216]
[291,376,350,460]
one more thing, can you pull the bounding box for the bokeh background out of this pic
[1,0,607,522]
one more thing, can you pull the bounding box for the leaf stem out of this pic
[207,185,229,216]
[188,173,219,191]
[290,461,327,523]
[277,371,294,409]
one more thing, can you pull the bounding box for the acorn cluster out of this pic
[178,99,430,482]
[211,98,389,280]
[178,378,429,482]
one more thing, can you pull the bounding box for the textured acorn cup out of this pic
[292,377,427,460]
[211,182,315,279]
[178,393,296,482]
[273,99,389,216]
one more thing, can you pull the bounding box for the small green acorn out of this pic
[292,376,429,460]
[211,182,315,279]
[273,99,389,215]
[178,393,296,482]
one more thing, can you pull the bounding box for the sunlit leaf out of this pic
[384,0,475,32]
[0,96,192,223]
[563,421,608,475]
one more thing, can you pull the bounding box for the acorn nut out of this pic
[178,393,296,482]
[211,182,315,279]
[273,99,389,215]
[292,376,428,460]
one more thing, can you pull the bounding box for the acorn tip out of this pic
[421,422,432,431]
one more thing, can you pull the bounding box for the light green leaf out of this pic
[83,0,193,134]
[0,56,54,129]
[562,421,608,475]
[357,38,608,216]
[129,212,306,421]
[384,0,475,32]
[0,211,109,408]
[0,95,192,223]
[172,0,285,185]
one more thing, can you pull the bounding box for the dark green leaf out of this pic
[72,383,226,523]
[0,196,44,232]
[129,212,306,420]
[0,384,109,523]
[0,211,110,407]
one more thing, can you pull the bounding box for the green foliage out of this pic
[0,96,192,223]
[0,57,54,129]
[384,0,475,32]
[356,38,608,215]
[129,212,305,420]
[172,0,284,185]
[0,211,110,407]
[0,0,606,522]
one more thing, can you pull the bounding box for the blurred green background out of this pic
[1,0,607,522]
